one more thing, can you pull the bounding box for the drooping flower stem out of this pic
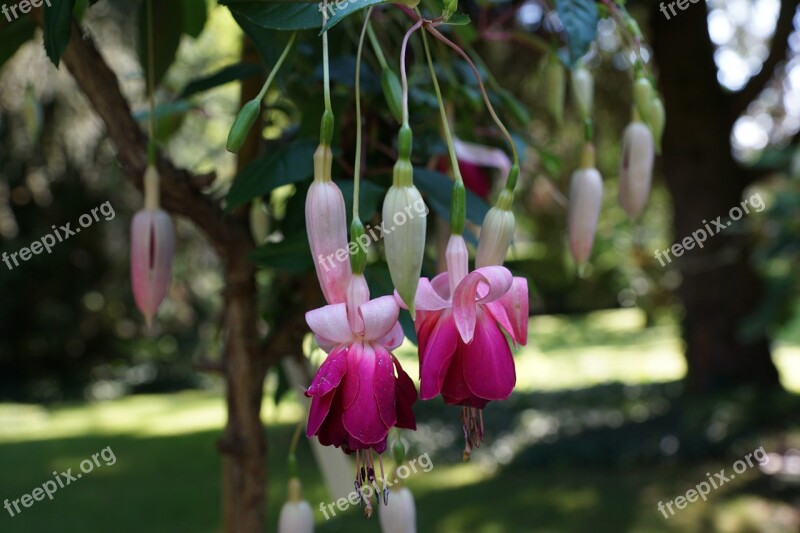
[145,0,157,168]
[400,19,424,126]
[320,1,334,145]
[425,24,520,194]
[420,27,467,235]
[366,21,388,71]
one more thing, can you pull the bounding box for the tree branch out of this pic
[31,11,252,262]
[731,0,799,118]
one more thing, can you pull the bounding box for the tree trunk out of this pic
[650,4,780,393]
[219,257,267,533]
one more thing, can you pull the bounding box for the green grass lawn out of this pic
[1,310,799,532]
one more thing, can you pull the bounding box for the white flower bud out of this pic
[476,203,516,268]
[618,122,655,220]
[278,478,314,533]
[379,487,416,533]
[383,176,427,317]
[568,167,603,264]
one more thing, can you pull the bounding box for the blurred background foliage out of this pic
[1,0,800,531]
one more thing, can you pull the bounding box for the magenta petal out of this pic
[306,347,347,398]
[440,346,472,405]
[376,321,405,351]
[317,394,349,449]
[307,391,335,437]
[418,310,459,400]
[341,342,362,409]
[392,356,417,430]
[359,296,400,343]
[485,301,516,345]
[463,310,516,401]
[373,345,397,430]
[306,303,354,351]
[343,343,389,445]
[452,267,512,343]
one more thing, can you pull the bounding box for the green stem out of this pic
[322,4,332,113]
[366,21,388,71]
[421,29,461,186]
[353,9,374,220]
[257,32,297,103]
[146,0,156,167]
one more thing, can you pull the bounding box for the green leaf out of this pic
[43,0,77,66]
[414,168,490,226]
[443,13,471,25]
[139,0,185,90]
[555,0,598,65]
[224,1,322,31]
[320,0,388,33]
[179,63,263,99]
[0,19,35,69]
[248,234,312,272]
[182,0,208,38]
[225,140,317,212]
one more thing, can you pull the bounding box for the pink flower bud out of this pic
[568,168,603,264]
[619,122,655,220]
[307,144,352,304]
[130,208,175,327]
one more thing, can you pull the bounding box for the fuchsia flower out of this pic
[401,235,528,458]
[130,208,175,328]
[305,275,417,455]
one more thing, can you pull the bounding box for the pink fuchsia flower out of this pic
[305,273,417,449]
[403,235,528,458]
[130,207,175,328]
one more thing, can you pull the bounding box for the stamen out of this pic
[460,406,486,460]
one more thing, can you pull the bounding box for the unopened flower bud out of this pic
[381,68,404,124]
[619,122,655,220]
[306,144,352,304]
[383,170,427,317]
[633,77,653,125]
[384,127,427,317]
[378,486,416,533]
[476,191,516,268]
[649,96,665,154]
[571,65,594,119]
[249,198,270,245]
[545,54,565,126]
[278,478,314,533]
[131,207,175,328]
[226,99,260,153]
[568,167,603,264]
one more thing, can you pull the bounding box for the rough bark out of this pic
[650,4,781,392]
